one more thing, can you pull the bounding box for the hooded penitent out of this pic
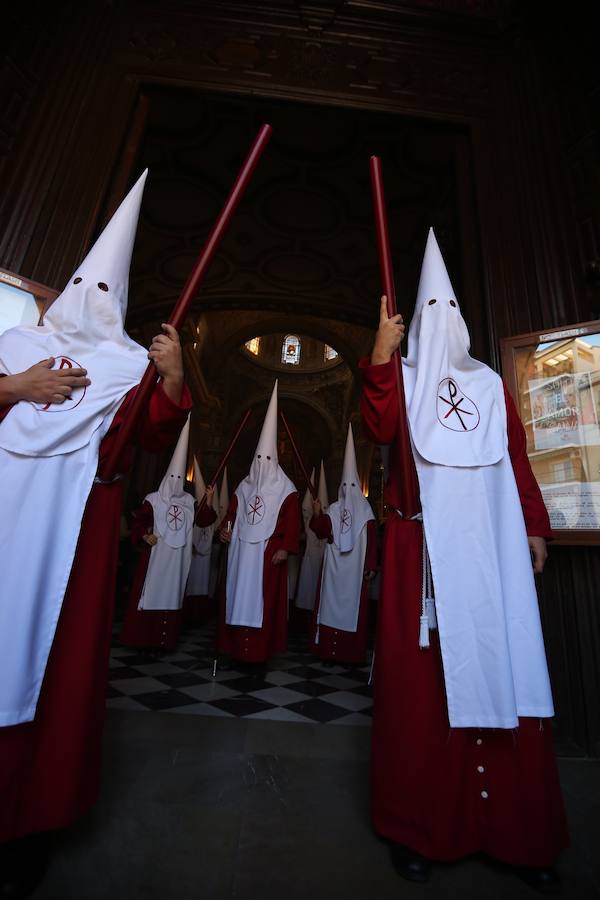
[226,381,295,627]
[0,173,149,726]
[186,458,216,596]
[138,415,195,611]
[317,425,375,636]
[295,463,328,611]
[402,227,553,729]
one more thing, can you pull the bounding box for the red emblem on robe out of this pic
[34,356,87,412]
[436,378,480,432]
[247,495,265,524]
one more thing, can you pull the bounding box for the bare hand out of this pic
[142,533,158,546]
[206,484,216,508]
[371,296,405,365]
[272,549,288,566]
[6,358,90,405]
[528,536,548,575]
[364,570,376,581]
[219,523,233,544]
[312,498,322,517]
[149,324,184,402]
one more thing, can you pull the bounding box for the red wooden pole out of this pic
[279,411,317,499]
[369,156,420,517]
[196,409,251,513]
[99,123,273,482]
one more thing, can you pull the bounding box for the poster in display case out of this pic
[501,320,600,545]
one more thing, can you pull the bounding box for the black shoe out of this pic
[0,835,50,899]
[514,866,561,894]
[388,842,432,883]
[249,663,267,683]
[0,861,48,899]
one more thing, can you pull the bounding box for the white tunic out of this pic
[226,462,295,628]
[317,517,368,634]
[138,491,195,611]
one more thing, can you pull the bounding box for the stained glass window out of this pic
[282,334,301,365]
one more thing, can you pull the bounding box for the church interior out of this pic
[1,1,600,898]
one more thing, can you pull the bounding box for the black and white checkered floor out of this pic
[107,623,373,725]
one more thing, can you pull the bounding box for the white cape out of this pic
[317,503,369,634]
[0,418,114,725]
[226,486,295,628]
[404,366,554,728]
[138,491,195,611]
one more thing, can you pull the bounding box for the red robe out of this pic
[309,513,377,664]
[360,357,569,867]
[217,492,300,663]
[182,504,219,626]
[0,382,191,842]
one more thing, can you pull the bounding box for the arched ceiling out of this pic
[193,309,374,370]
[240,333,343,375]
[127,86,464,333]
[125,85,466,505]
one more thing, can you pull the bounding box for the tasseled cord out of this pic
[419,527,437,649]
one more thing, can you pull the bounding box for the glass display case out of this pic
[501,320,600,545]
[0,268,58,336]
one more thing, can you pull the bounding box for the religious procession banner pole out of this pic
[279,411,317,499]
[100,123,273,482]
[196,408,252,513]
[369,155,420,518]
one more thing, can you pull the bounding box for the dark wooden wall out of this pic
[1,0,598,755]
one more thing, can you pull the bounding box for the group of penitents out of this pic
[0,124,567,896]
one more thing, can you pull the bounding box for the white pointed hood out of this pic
[45,170,148,337]
[251,380,279,490]
[150,415,194,551]
[0,170,149,456]
[329,424,374,552]
[159,415,190,503]
[217,468,229,527]
[301,467,316,525]
[193,457,207,504]
[318,460,329,510]
[233,381,296,543]
[403,228,506,467]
